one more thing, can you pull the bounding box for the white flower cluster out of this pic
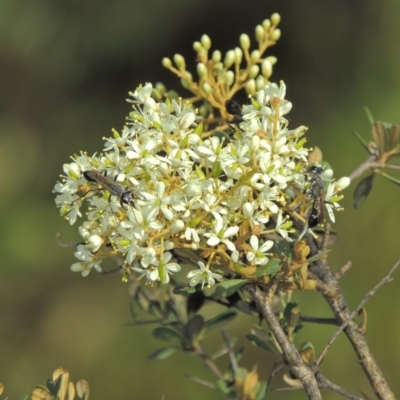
[54,81,348,285]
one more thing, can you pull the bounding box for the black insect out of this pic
[225,99,244,135]
[305,165,325,228]
[83,170,134,208]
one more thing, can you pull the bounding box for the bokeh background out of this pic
[1,0,400,399]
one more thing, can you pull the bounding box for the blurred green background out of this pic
[1,0,400,399]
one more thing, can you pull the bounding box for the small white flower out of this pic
[204,211,239,251]
[187,262,222,288]
[149,251,181,284]
[246,235,273,265]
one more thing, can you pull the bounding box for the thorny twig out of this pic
[314,256,400,369]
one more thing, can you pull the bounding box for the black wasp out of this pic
[83,170,134,208]
[225,99,244,134]
[225,99,243,124]
[305,165,325,228]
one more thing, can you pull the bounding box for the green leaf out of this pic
[211,336,238,360]
[254,258,281,277]
[173,284,197,295]
[283,302,299,324]
[148,346,178,360]
[353,173,375,209]
[379,171,400,186]
[215,279,247,297]
[363,107,375,125]
[246,334,280,356]
[17,396,30,400]
[215,379,231,395]
[152,327,183,342]
[352,130,370,153]
[204,310,237,332]
[255,381,268,400]
[185,315,204,341]
[306,249,331,264]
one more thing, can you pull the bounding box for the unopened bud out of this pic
[250,50,260,63]
[255,25,264,41]
[261,59,273,78]
[249,65,259,78]
[200,34,211,50]
[193,41,202,52]
[224,50,235,68]
[224,71,235,86]
[197,63,208,79]
[174,54,186,69]
[202,82,213,94]
[234,47,243,64]
[262,19,271,31]
[271,29,281,41]
[240,33,250,50]
[162,57,172,68]
[271,13,281,26]
[246,79,256,95]
[212,50,222,63]
[256,75,265,91]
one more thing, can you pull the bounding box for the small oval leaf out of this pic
[204,310,237,332]
[254,259,281,278]
[353,173,375,209]
[246,334,280,356]
[215,279,247,297]
[185,315,204,341]
[148,346,178,360]
[153,327,183,342]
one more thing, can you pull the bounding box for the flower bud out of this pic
[256,75,265,90]
[245,79,256,95]
[250,50,260,63]
[173,54,186,69]
[212,50,222,63]
[224,50,235,68]
[224,71,235,86]
[255,25,264,41]
[234,47,243,64]
[162,57,172,68]
[243,202,254,218]
[271,13,281,26]
[261,59,273,78]
[201,34,211,50]
[271,29,281,41]
[240,33,250,50]
[197,62,208,79]
[202,82,213,94]
[171,219,185,234]
[249,65,259,78]
[193,41,202,52]
[262,19,271,31]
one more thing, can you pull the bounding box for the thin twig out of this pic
[370,162,400,170]
[348,154,378,181]
[306,233,396,399]
[299,316,337,325]
[314,257,400,369]
[316,372,364,400]
[193,343,225,381]
[266,361,286,390]
[186,375,216,389]
[335,261,353,279]
[222,329,238,373]
[246,284,322,400]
